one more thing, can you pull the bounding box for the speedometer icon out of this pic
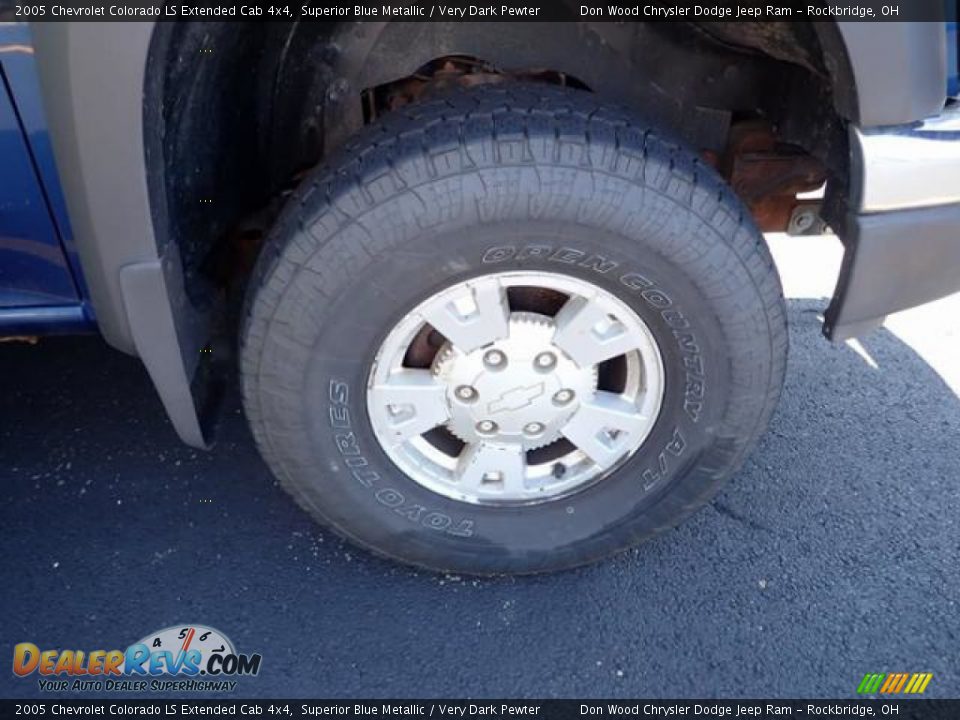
[128,624,235,674]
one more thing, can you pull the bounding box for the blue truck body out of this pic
[949,19,958,95]
[0,22,92,334]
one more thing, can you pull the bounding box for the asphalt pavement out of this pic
[2,237,959,699]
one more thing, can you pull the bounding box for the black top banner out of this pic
[3,699,960,719]
[0,0,951,22]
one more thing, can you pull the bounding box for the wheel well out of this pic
[145,20,849,309]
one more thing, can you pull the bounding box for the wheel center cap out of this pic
[433,312,598,450]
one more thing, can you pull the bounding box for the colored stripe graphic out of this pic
[880,673,906,693]
[905,673,934,694]
[858,673,933,695]
[858,674,884,694]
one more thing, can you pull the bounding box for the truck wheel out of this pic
[240,84,787,574]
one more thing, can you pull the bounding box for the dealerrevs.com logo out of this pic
[13,624,261,693]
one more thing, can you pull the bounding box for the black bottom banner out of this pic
[3,700,958,720]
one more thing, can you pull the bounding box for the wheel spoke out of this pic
[561,392,649,470]
[368,370,449,444]
[552,296,640,368]
[455,442,527,493]
[420,277,510,353]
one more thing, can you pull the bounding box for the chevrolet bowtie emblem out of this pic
[487,383,546,414]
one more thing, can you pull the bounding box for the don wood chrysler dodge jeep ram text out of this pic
[1,11,959,573]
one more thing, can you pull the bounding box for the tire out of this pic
[240,84,787,574]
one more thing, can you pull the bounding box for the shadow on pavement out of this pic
[1,299,958,698]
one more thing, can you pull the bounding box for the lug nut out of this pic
[455,385,478,402]
[534,352,557,370]
[476,420,498,435]
[483,349,507,369]
[553,389,575,406]
[524,422,545,436]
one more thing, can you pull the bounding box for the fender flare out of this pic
[829,20,947,126]
[32,22,209,448]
